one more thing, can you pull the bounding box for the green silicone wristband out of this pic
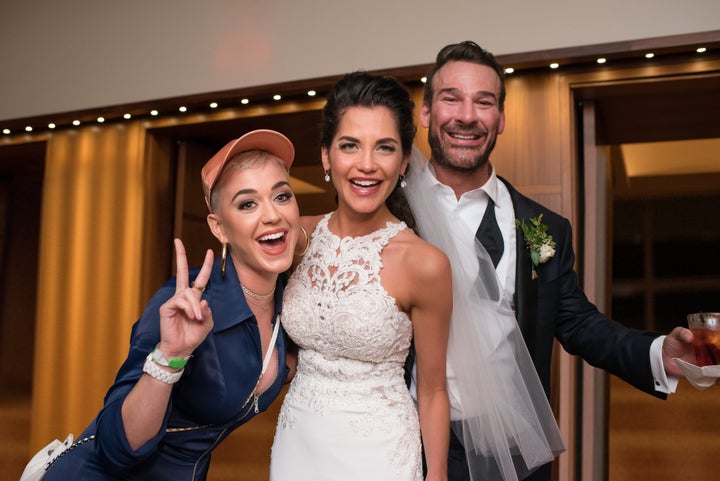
[151,347,190,369]
[167,357,189,369]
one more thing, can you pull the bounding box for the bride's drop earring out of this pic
[324,170,331,183]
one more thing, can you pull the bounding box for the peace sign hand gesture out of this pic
[157,239,215,359]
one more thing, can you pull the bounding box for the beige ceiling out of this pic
[614,138,720,198]
[621,139,720,177]
[289,166,328,194]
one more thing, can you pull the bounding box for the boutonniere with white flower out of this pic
[515,214,556,279]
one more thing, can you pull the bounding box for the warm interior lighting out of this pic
[621,139,720,177]
[0,43,715,138]
[289,176,327,194]
[25,126,32,132]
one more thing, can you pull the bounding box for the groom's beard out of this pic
[428,127,497,173]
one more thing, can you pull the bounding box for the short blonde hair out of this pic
[209,151,288,212]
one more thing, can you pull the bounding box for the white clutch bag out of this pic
[19,434,74,481]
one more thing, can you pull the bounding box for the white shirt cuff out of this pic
[650,335,679,394]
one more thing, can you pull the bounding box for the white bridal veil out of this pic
[405,148,565,481]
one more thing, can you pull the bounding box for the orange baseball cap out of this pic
[201,129,295,207]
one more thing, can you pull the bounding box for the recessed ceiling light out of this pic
[2,129,10,135]
[420,76,427,83]
[123,113,132,120]
[73,120,80,126]
[25,126,32,132]
[48,123,56,129]
[179,106,187,113]
[550,63,559,69]
[273,94,282,101]
[645,52,655,59]
[209,102,218,109]
[307,90,316,97]
[697,47,707,53]
[150,110,159,116]
[241,98,249,105]
[97,117,105,123]
[504,67,514,74]
[597,58,606,64]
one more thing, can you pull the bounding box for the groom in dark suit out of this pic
[411,40,697,481]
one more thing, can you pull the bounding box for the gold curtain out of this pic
[29,122,154,450]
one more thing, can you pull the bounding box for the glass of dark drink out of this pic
[688,313,720,366]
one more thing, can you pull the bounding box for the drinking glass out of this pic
[688,312,720,366]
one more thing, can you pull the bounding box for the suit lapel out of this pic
[500,177,539,356]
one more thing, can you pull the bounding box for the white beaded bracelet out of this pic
[143,353,184,384]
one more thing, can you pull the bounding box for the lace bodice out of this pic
[282,213,412,374]
[272,214,422,480]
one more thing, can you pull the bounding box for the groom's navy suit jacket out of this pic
[498,177,663,400]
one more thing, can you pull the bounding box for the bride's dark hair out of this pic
[320,71,416,228]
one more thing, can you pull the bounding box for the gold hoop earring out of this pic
[295,225,310,257]
[221,242,227,277]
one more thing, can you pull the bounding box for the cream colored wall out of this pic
[1,0,719,121]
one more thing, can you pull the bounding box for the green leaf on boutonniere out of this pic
[515,214,556,279]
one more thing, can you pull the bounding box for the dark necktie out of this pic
[476,197,504,268]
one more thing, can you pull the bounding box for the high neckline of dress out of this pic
[321,212,405,241]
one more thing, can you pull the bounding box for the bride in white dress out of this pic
[270,72,451,481]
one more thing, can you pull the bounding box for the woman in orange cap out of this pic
[35,129,302,481]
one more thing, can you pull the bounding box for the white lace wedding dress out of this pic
[270,213,422,481]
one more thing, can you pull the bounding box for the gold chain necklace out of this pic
[246,295,272,311]
[240,282,276,301]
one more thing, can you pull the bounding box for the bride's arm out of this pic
[410,243,452,481]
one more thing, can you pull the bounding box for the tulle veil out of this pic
[404,147,566,481]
